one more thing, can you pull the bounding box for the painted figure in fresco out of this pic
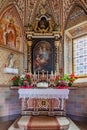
[0,15,22,51]
[6,18,16,47]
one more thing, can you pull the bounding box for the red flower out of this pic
[74,76,78,79]
[70,74,76,78]
[11,77,16,81]
[18,76,20,78]
[55,76,60,80]
[55,73,78,88]
[69,79,74,83]
[25,73,30,78]
[69,74,78,82]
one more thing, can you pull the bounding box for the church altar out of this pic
[18,88,69,116]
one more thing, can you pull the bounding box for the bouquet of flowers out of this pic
[11,75,20,86]
[54,74,78,89]
[11,73,31,87]
[19,73,31,86]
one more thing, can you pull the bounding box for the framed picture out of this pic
[32,38,56,74]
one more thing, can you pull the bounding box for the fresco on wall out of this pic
[0,13,23,52]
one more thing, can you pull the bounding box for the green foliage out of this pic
[55,74,78,87]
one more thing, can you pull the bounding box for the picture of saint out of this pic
[0,14,23,52]
[33,41,53,73]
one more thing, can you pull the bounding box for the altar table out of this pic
[18,88,69,116]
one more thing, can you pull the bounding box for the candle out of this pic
[30,71,32,76]
[34,71,36,79]
[38,71,39,80]
[55,71,56,78]
[47,71,48,80]
[51,71,53,76]
[43,72,44,78]
[50,71,52,79]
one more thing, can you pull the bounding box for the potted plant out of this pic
[11,73,32,88]
[54,74,78,89]
[11,75,20,86]
[19,73,31,86]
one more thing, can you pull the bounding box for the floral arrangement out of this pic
[54,74,78,89]
[11,75,20,86]
[19,73,31,86]
[11,73,32,87]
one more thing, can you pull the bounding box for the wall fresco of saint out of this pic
[0,11,23,52]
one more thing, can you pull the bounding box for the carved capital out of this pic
[27,40,32,47]
[55,40,60,47]
[54,36,60,47]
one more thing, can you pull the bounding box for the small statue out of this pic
[7,53,15,68]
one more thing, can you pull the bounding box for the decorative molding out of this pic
[0,45,24,54]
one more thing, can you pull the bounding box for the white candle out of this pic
[51,71,53,79]
[51,71,53,76]
[55,71,56,78]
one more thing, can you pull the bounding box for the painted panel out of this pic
[0,9,23,52]
[32,38,55,74]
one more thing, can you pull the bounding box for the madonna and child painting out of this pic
[33,41,54,73]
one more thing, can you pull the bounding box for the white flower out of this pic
[20,74,25,78]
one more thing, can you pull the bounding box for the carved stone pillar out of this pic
[27,36,32,72]
[54,36,60,75]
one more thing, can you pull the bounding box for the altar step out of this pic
[21,110,66,116]
[8,116,80,130]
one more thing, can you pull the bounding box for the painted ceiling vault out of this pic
[0,0,87,31]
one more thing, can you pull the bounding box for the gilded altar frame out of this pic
[26,14,62,75]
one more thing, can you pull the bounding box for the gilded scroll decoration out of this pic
[33,16,54,33]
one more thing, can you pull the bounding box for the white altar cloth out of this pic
[18,88,69,99]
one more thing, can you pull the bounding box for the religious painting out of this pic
[32,40,55,73]
[0,7,23,52]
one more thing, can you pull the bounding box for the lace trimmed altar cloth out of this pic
[18,88,69,99]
